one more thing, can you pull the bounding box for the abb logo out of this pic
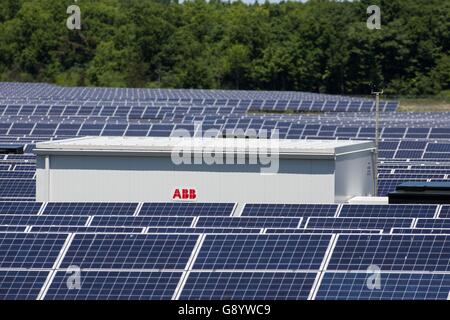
[173,188,197,200]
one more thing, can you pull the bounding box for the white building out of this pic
[35,136,375,203]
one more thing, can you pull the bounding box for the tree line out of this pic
[0,0,449,95]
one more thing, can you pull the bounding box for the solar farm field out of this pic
[1,82,450,300]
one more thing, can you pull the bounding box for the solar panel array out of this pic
[0,83,448,197]
[0,202,449,300]
[1,82,449,300]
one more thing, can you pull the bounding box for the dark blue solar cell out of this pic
[0,226,27,232]
[125,124,150,136]
[316,273,450,300]
[78,124,103,135]
[9,123,33,135]
[55,124,81,135]
[44,271,182,300]
[423,153,450,159]
[29,226,145,233]
[13,165,35,171]
[90,216,193,227]
[305,217,413,230]
[180,272,317,300]
[145,227,261,234]
[398,141,427,150]
[395,150,423,159]
[337,127,358,133]
[242,204,337,217]
[379,141,399,150]
[32,123,57,135]
[391,228,450,234]
[384,128,406,134]
[0,215,88,226]
[196,217,301,228]
[48,106,65,115]
[379,150,395,158]
[0,233,67,268]
[6,154,35,160]
[193,234,331,270]
[339,205,437,218]
[0,201,42,214]
[60,233,198,269]
[151,124,174,131]
[328,234,450,272]
[265,228,382,234]
[43,203,138,215]
[407,128,429,133]
[438,206,450,218]
[415,219,450,229]
[139,203,234,216]
[0,271,50,300]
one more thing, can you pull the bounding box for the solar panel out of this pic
[0,215,88,226]
[242,204,337,217]
[44,271,182,300]
[316,272,450,300]
[196,217,302,229]
[390,228,450,234]
[437,206,450,218]
[427,143,450,152]
[193,234,331,270]
[139,202,234,216]
[399,141,428,150]
[28,226,145,233]
[415,219,450,229]
[328,234,450,272]
[180,272,317,300]
[305,217,413,230]
[60,234,199,269]
[0,171,35,179]
[0,233,67,268]
[0,201,42,214]
[0,179,35,198]
[395,150,423,159]
[90,216,194,227]
[43,203,138,215]
[265,228,382,234]
[145,227,261,234]
[0,271,50,300]
[0,226,27,232]
[339,205,437,218]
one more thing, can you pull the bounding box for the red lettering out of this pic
[173,189,181,199]
[173,188,197,200]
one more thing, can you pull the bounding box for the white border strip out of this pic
[434,205,442,219]
[334,204,343,218]
[308,234,338,300]
[37,203,47,216]
[133,202,143,217]
[37,233,75,300]
[172,234,206,300]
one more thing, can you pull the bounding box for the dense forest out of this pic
[0,0,449,95]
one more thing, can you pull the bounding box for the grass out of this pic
[397,97,450,112]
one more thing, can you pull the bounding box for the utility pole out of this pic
[372,88,383,196]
